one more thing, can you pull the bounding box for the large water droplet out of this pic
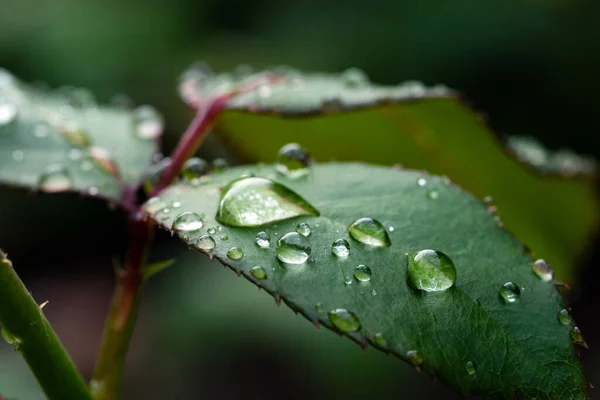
[348,217,391,247]
[255,231,271,248]
[558,309,572,325]
[276,232,311,264]
[275,143,310,178]
[353,265,372,282]
[407,250,456,292]
[532,259,553,282]
[133,105,164,139]
[172,212,204,233]
[465,361,476,375]
[0,96,17,125]
[250,266,267,280]
[216,177,319,227]
[499,282,521,304]
[341,68,369,88]
[38,165,72,192]
[196,235,216,252]
[227,247,244,260]
[328,309,361,332]
[332,239,350,257]
[296,222,311,237]
[406,350,423,366]
[181,157,209,180]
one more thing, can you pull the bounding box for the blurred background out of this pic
[1,0,599,398]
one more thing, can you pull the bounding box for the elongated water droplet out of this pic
[332,239,350,257]
[465,361,476,375]
[212,158,228,172]
[89,147,119,177]
[570,327,585,345]
[353,265,372,282]
[172,212,204,233]
[374,333,386,346]
[227,247,244,260]
[196,235,216,251]
[255,231,271,248]
[275,143,310,178]
[296,222,311,237]
[558,309,572,325]
[406,350,423,366]
[348,217,391,247]
[342,68,369,88]
[276,232,311,264]
[133,105,164,139]
[181,157,209,180]
[0,95,17,125]
[532,259,553,282]
[38,165,72,192]
[499,282,521,304]
[144,197,167,214]
[407,250,456,292]
[216,177,319,227]
[250,266,267,279]
[328,309,360,332]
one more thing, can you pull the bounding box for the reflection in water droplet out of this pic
[296,222,311,237]
[182,157,209,180]
[255,231,271,248]
[353,265,372,282]
[275,143,310,178]
[133,105,164,139]
[570,327,585,345]
[406,350,423,366]
[344,276,353,286]
[558,309,572,325]
[276,232,311,264]
[407,250,456,292]
[212,158,228,172]
[172,212,204,233]
[220,234,229,241]
[328,309,360,332]
[207,227,217,235]
[332,239,350,257]
[348,217,391,247]
[465,361,476,375]
[374,333,386,346]
[499,282,521,304]
[38,165,72,192]
[250,266,267,279]
[227,247,244,260]
[216,177,319,227]
[532,259,553,282]
[196,235,216,251]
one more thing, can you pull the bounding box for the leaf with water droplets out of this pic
[0,68,158,203]
[145,163,587,399]
[192,65,599,282]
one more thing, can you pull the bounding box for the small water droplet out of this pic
[353,265,372,282]
[38,165,72,192]
[296,222,311,237]
[315,303,323,312]
[341,67,369,88]
[144,197,167,214]
[182,157,209,180]
[0,96,17,125]
[250,266,267,279]
[374,333,386,346]
[212,158,228,172]
[171,201,182,209]
[344,276,353,286]
[133,105,164,139]
[532,259,553,282]
[255,231,271,248]
[407,249,456,292]
[12,150,24,162]
[348,217,391,247]
[570,327,585,345]
[465,361,476,375]
[417,178,427,187]
[227,247,244,260]
[196,235,216,251]
[499,282,521,304]
[172,212,204,233]
[427,190,439,200]
[275,143,310,178]
[216,177,319,227]
[388,226,394,232]
[371,289,377,296]
[332,239,350,257]
[328,309,361,332]
[406,350,423,366]
[220,234,229,241]
[558,309,572,325]
[276,232,311,264]
[207,227,217,235]
[483,196,494,205]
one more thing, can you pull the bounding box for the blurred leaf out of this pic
[145,163,586,399]
[142,259,175,280]
[189,66,599,281]
[0,69,160,203]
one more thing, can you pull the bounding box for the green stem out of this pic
[90,216,153,400]
[0,251,92,400]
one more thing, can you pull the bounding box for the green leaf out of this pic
[0,69,159,203]
[141,259,175,280]
[145,163,586,399]
[186,66,599,281]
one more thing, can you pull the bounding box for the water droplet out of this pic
[275,143,310,178]
[276,232,311,264]
[133,105,164,139]
[388,226,394,232]
[89,147,119,177]
[417,178,427,187]
[196,235,216,251]
[374,333,386,346]
[250,266,267,279]
[212,158,228,172]
[328,309,361,332]
[171,201,182,209]
[12,150,24,162]
[38,165,72,192]
[220,234,229,241]
[341,68,369,88]
[371,289,377,296]
[427,190,439,200]
[570,327,585,345]
[207,227,217,235]
[532,259,553,282]
[332,239,350,257]
[296,222,311,237]
[558,309,572,325]
[255,231,271,248]
[0,96,17,125]
[465,361,476,375]
[172,212,204,233]
[227,247,244,260]
[348,217,391,247]
[407,249,456,292]
[315,303,323,312]
[144,197,167,214]
[181,157,209,181]
[499,282,521,304]
[1,328,22,347]
[406,350,423,366]
[344,276,353,286]
[216,177,319,227]
[353,265,372,282]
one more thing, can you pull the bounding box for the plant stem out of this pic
[0,251,92,400]
[90,215,153,400]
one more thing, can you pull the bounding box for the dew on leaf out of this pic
[0,96,17,125]
[196,235,216,252]
[407,350,423,366]
[353,265,372,282]
[207,227,217,235]
[220,234,229,241]
[38,165,72,192]
[216,177,319,227]
[570,327,585,345]
[250,266,267,280]
[172,212,204,233]
[212,158,228,172]
[344,276,353,286]
[275,143,310,178]
[499,282,521,304]
[144,197,167,214]
[532,259,553,282]
[417,178,427,187]
[133,105,164,140]
[171,201,182,209]
[227,247,244,260]
[374,333,386,346]
[348,217,391,247]
[255,231,271,248]
[276,232,311,264]
[465,361,476,375]
[407,250,456,292]
[296,222,311,237]
[558,309,572,326]
[332,239,350,257]
[328,309,361,332]
[182,157,209,180]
